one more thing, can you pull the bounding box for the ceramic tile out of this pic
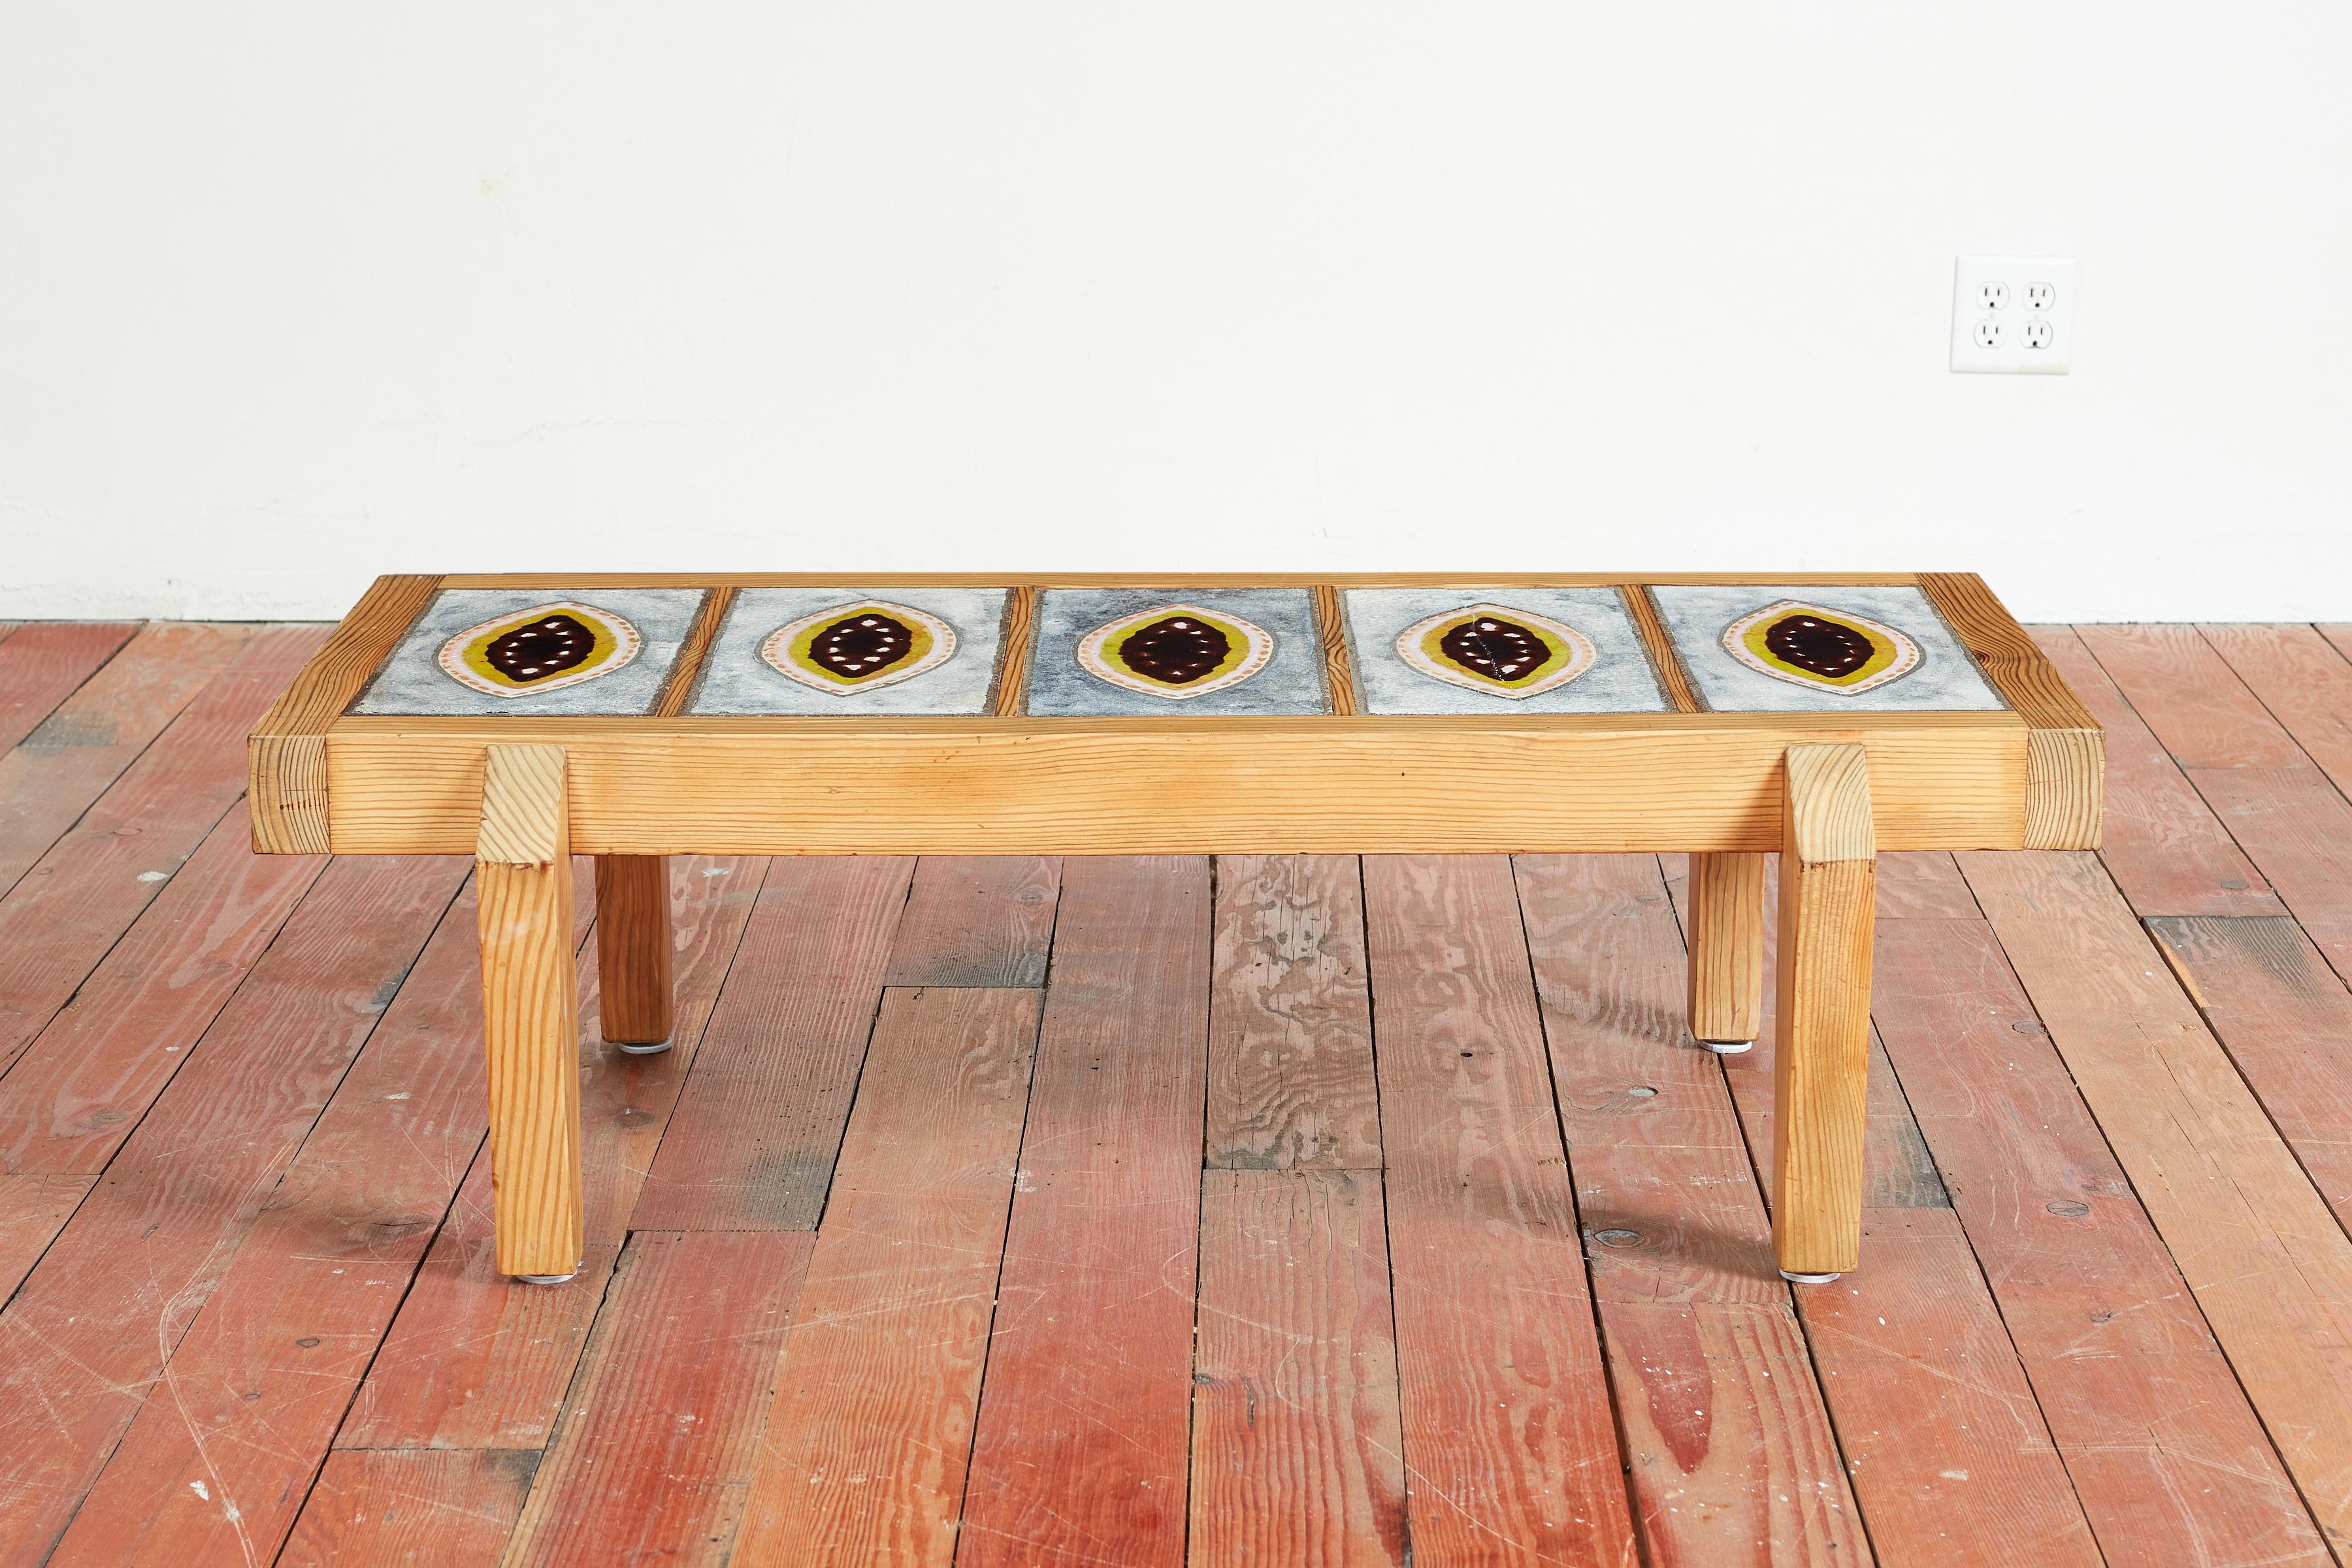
[1650,585,2005,711]
[1343,587,1671,714]
[350,588,704,716]
[689,587,1011,715]
[1026,588,1328,716]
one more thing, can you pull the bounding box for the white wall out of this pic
[4,4,2348,622]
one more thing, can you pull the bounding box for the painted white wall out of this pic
[3,4,2347,621]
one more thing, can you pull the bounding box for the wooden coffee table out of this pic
[248,574,2101,1285]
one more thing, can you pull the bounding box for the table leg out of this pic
[1771,743,1876,1283]
[478,743,586,1284]
[595,855,674,1053]
[1686,851,1766,1052]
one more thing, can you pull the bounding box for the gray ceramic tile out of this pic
[1650,584,2006,711]
[688,587,1011,715]
[1343,587,1671,715]
[1027,588,1328,716]
[351,587,704,716]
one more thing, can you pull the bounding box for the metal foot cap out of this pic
[1780,1269,1842,1285]
[1699,1039,1756,1055]
[516,1269,580,1285]
[614,1037,674,1056]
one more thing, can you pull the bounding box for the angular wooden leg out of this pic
[1771,744,1876,1283]
[595,855,674,1053]
[1686,851,1766,1052]
[478,744,585,1283]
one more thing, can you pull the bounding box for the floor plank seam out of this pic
[1957,849,2348,1562]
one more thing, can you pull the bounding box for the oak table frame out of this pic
[250,572,2102,1284]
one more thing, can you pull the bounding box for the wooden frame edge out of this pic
[439,571,1928,591]
[249,573,442,855]
[1311,585,1360,715]
[1916,572,2103,849]
[651,586,736,717]
[1620,584,1704,713]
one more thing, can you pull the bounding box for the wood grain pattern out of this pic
[2148,914,2352,1228]
[501,1231,815,1567]
[0,807,326,1175]
[2031,627,2283,916]
[1772,745,1876,1277]
[0,1171,91,1300]
[1685,850,1765,1043]
[0,621,135,753]
[1799,1209,2106,1567]
[1622,584,1705,712]
[881,855,1060,988]
[340,855,766,1450]
[652,585,734,717]
[0,631,327,1078]
[1313,583,1360,715]
[593,854,673,1043]
[1206,855,1380,1169]
[630,854,914,1230]
[323,714,2031,856]
[731,987,1040,1567]
[0,620,262,903]
[990,585,1039,717]
[1513,853,1870,1564]
[2082,621,2352,979]
[2200,622,2352,796]
[0,855,468,1561]
[477,744,583,1278]
[1918,573,2103,849]
[45,875,542,1567]
[280,1449,534,1567]
[1870,911,2331,1565]
[444,571,1929,589]
[958,857,1211,1568]
[1190,1169,1406,1568]
[1362,854,1640,1567]
[1961,849,2352,1552]
[249,573,441,853]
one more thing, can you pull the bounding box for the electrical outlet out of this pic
[1951,255,2074,374]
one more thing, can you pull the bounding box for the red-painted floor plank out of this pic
[0,806,327,1174]
[732,986,1040,1566]
[44,874,520,1565]
[1206,854,1380,1170]
[1873,907,2331,1565]
[2148,913,2352,1228]
[881,855,1060,988]
[0,621,261,902]
[0,853,466,1561]
[631,855,914,1230]
[2033,627,2285,917]
[0,626,325,1076]
[0,1170,90,1299]
[0,621,135,755]
[1516,855,1874,1565]
[1189,1168,1407,1568]
[340,855,767,1450]
[1364,855,1639,1567]
[501,1231,815,1565]
[959,857,1212,1568]
[280,1448,534,1567]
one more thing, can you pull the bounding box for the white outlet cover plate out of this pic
[1952,255,2075,375]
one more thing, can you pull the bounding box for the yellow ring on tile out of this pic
[436,601,642,698]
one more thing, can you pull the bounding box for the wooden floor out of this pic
[1,621,2350,1566]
